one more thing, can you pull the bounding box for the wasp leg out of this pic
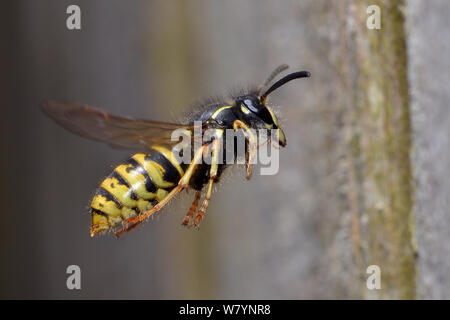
[192,180,213,228]
[117,189,201,237]
[257,138,270,150]
[192,135,222,228]
[233,120,257,180]
[115,221,142,238]
[122,144,208,226]
[181,191,201,227]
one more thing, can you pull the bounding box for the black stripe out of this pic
[110,171,139,201]
[125,158,157,194]
[165,185,176,193]
[95,187,123,209]
[180,163,189,172]
[91,208,109,217]
[146,149,181,184]
[110,171,130,188]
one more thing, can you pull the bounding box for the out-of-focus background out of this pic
[1,0,449,299]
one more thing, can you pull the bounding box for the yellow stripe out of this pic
[121,207,138,220]
[137,199,151,213]
[151,145,184,177]
[211,105,232,119]
[91,213,109,234]
[107,215,122,227]
[132,154,175,188]
[115,164,156,200]
[91,194,122,217]
[240,105,250,114]
[101,177,137,208]
[266,106,279,126]
[156,188,169,202]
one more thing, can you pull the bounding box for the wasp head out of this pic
[236,94,287,147]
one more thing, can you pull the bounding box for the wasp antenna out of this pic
[263,64,290,88]
[260,71,311,105]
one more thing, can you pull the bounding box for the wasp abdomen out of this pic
[90,146,185,235]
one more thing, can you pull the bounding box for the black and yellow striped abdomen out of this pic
[90,145,184,235]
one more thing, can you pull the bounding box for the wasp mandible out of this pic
[41,64,310,237]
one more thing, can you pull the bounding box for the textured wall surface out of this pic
[407,0,450,299]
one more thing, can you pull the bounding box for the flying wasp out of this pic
[41,64,310,237]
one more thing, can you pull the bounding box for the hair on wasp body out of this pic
[41,64,310,237]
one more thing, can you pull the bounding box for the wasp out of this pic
[41,64,310,237]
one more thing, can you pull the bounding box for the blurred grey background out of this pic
[1,0,449,299]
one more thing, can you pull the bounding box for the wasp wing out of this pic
[41,100,198,150]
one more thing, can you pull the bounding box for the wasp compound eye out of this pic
[241,98,274,125]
